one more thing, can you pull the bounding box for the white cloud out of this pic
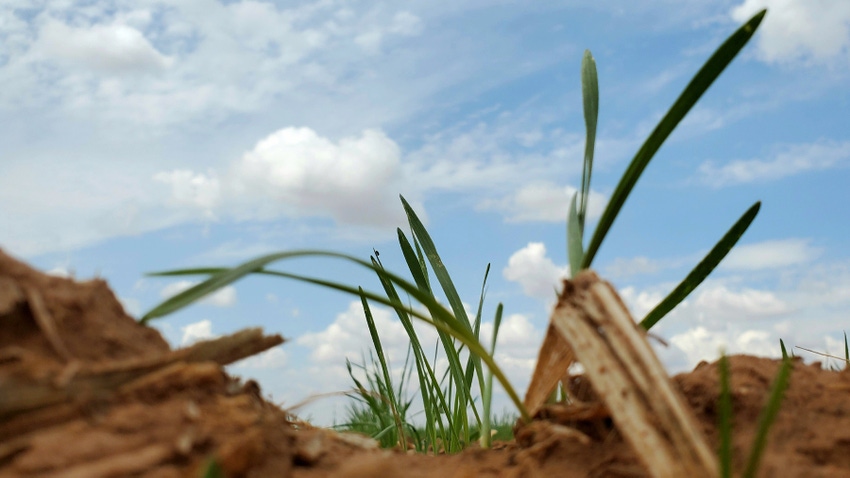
[721,238,822,270]
[35,19,174,74]
[231,346,288,369]
[160,280,237,308]
[731,0,850,65]
[154,170,221,216]
[619,286,666,320]
[670,326,779,369]
[46,266,72,278]
[156,127,409,228]
[296,300,426,365]
[698,140,850,187]
[232,127,405,225]
[693,284,792,320]
[479,181,608,223]
[503,242,568,300]
[181,319,215,346]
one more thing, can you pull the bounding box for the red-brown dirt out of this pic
[2,248,849,477]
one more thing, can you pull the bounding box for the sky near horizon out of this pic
[2,0,849,424]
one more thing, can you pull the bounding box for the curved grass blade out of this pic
[579,49,598,231]
[742,357,792,478]
[780,339,789,360]
[143,251,530,421]
[639,201,760,331]
[400,195,474,334]
[581,10,766,269]
[567,192,584,277]
[141,250,324,323]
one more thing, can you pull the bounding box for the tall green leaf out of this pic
[582,10,766,269]
[579,49,598,232]
[640,201,760,331]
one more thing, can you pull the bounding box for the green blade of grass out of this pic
[844,331,848,362]
[359,289,407,450]
[579,49,598,232]
[141,251,320,323]
[400,195,474,335]
[581,9,766,269]
[780,339,789,360]
[567,192,584,278]
[639,201,760,331]
[480,302,504,449]
[718,352,733,478]
[742,357,792,478]
[144,252,530,421]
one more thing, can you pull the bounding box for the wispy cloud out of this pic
[721,238,822,270]
[478,181,607,223]
[697,140,850,187]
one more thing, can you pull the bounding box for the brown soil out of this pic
[2,248,849,477]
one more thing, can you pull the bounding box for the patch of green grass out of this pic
[334,349,419,450]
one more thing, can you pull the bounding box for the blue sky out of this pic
[2,0,849,423]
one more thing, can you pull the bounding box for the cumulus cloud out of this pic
[503,243,568,300]
[670,326,780,368]
[154,170,221,216]
[693,284,792,321]
[35,19,174,74]
[731,0,850,65]
[479,182,607,223]
[160,280,237,308]
[296,300,427,365]
[181,319,215,346]
[698,140,850,187]
[721,238,822,270]
[619,286,666,320]
[155,127,409,228]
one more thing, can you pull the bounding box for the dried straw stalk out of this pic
[527,270,717,478]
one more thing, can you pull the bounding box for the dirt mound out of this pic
[2,248,850,477]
